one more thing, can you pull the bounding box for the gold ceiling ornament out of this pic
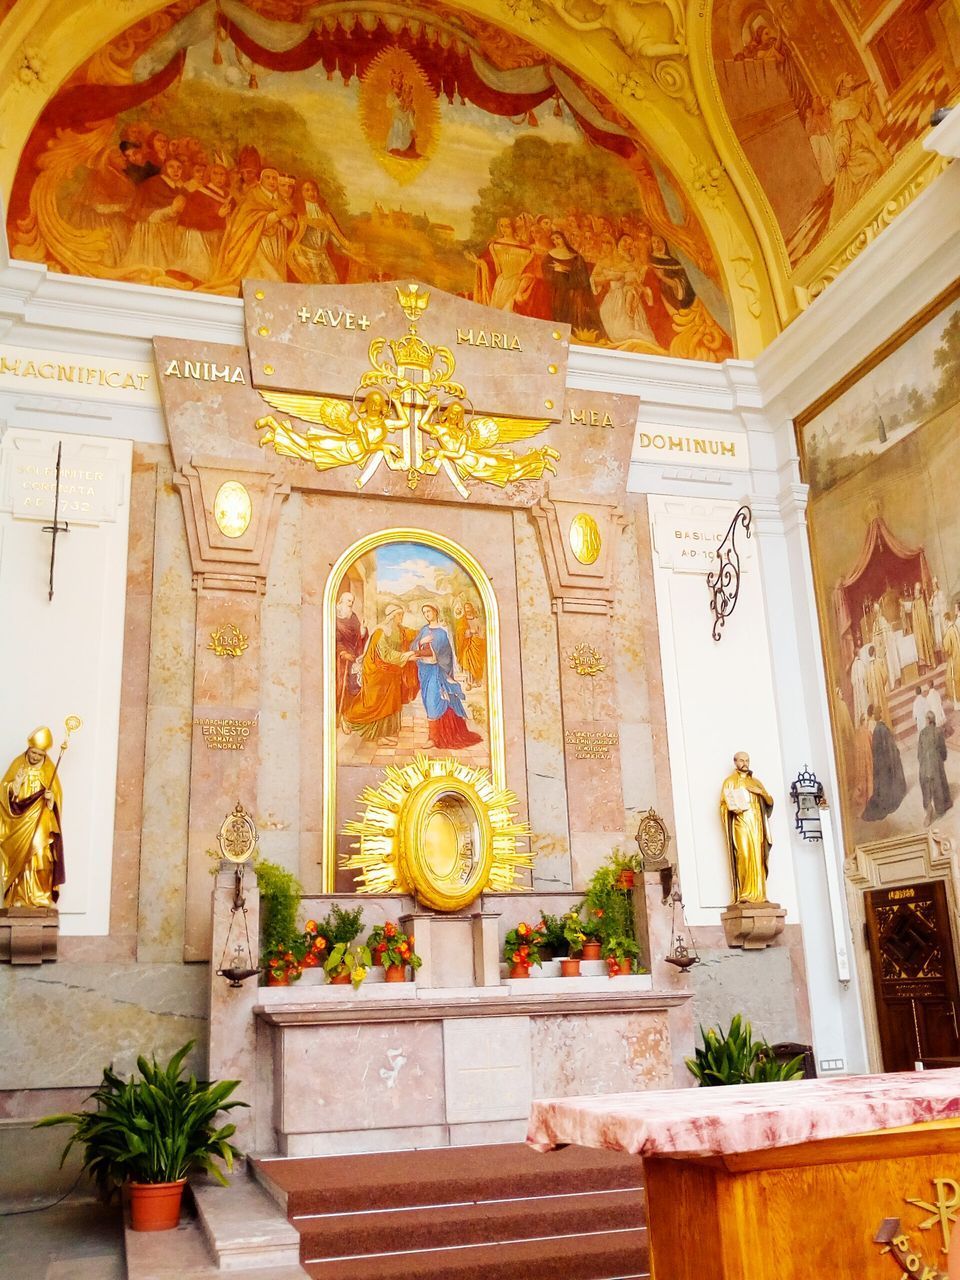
[567,643,606,677]
[208,623,249,658]
[217,801,259,864]
[256,283,559,499]
[342,754,533,912]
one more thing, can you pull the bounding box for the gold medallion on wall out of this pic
[342,754,532,911]
[359,47,441,185]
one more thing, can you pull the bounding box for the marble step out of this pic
[301,1225,650,1279]
[124,1197,309,1280]
[295,1185,646,1257]
[192,1173,303,1271]
[253,1143,644,1215]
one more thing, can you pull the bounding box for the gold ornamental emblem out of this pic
[256,285,559,498]
[208,623,249,658]
[341,754,532,911]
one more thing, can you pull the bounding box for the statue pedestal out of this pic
[0,907,59,964]
[721,900,786,950]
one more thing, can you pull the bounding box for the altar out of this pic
[527,1072,960,1279]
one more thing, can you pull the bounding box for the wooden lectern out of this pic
[527,1072,960,1279]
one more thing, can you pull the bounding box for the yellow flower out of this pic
[353,966,367,983]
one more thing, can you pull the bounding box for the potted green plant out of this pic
[324,941,371,989]
[503,921,546,977]
[35,1041,245,1232]
[367,921,422,981]
[603,934,640,976]
[256,859,304,985]
[318,903,364,948]
[560,912,587,976]
[584,865,636,946]
[539,913,569,960]
[610,847,644,890]
[685,1017,806,1086]
[580,912,603,960]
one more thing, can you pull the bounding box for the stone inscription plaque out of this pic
[243,279,569,422]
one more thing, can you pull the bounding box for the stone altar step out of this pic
[253,1142,650,1279]
[296,1186,645,1257]
[302,1226,650,1278]
[253,1141,642,1214]
[192,1173,302,1270]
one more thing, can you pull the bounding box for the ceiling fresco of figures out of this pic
[712,0,959,266]
[1,0,956,339]
[3,0,735,360]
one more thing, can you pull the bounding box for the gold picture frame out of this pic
[322,527,506,893]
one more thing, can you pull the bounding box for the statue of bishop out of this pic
[0,727,65,910]
[719,751,773,904]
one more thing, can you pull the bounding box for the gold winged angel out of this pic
[418,400,560,498]
[256,388,409,488]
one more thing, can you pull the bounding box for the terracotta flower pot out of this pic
[384,963,407,982]
[581,941,602,961]
[509,962,531,978]
[329,971,352,985]
[266,971,289,987]
[616,869,636,890]
[129,1179,187,1232]
[560,957,581,977]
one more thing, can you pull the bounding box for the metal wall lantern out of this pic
[790,766,825,842]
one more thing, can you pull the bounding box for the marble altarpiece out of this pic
[149,276,690,1152]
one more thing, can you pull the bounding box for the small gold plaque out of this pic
[213,481,252,539]
[569,512,601,565]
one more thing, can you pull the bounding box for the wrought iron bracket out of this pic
[707,505,752,641]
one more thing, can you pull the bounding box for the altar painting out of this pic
[6,0,733,361]
[712,0,960,267]
[801,293,960,846]
[334,539,492,772]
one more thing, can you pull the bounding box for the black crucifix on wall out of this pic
[41,441,71,601]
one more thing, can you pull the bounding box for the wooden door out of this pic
[864,880,960,1071]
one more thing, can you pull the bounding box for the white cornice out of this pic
[925,108,960,160]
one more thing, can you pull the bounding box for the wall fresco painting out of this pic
[6,0,733,360]
[335,540,491,772]
[801,295,960,847]
[712,0,960,265]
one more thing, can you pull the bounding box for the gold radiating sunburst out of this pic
[342,754,533,911]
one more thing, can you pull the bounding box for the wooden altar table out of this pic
[527,1071,960,1280]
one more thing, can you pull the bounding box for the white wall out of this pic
[0,427,131,934]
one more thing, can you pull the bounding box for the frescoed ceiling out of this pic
[0,0,955,355]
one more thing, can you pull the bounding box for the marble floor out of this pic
[0,1195,124,1280]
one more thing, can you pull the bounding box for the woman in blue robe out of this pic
[411,604,482,749]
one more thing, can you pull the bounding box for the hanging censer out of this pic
[664,884,701,971]
[215,802,261,987]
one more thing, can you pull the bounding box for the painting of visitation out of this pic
[333,541,490,770]
[802,294,960,846]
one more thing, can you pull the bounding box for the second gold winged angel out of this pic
[419,399,559,492]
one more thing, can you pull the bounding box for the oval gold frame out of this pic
[398,774,494,912]
[213,480,252,539]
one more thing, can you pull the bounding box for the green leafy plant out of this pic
[602,935,640,969]
[319,903,365,946]
[255,858,303,956]
[610,847,644,874]
[503,921,546,967]
[584,865,635,945]
[685,1017,805,1087]
[324,941,372,989]
[540,914,570,958]
[34,1041,245,1197]
[562,910,587,955]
